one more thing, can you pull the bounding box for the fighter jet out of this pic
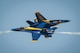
[11,12,70,42]
[26,12,70,28]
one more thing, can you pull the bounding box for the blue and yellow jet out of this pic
[11,12,70,42]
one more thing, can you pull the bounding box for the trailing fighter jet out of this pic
[26,12,70,28]
[11,12,70,42]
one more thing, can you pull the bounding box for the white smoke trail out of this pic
[0,30,13,35]
[56,32,80,35]
[0,30,80,35]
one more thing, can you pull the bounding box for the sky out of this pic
[0,0,80,53]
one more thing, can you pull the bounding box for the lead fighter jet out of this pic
[11,12,70,42]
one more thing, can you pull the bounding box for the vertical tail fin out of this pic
[35,12,47,22]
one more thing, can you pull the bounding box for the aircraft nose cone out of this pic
[11,28,21,31]
[62,20,70,23]
[64,20,70,22]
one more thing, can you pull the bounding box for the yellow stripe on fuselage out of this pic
[24,27,41,30]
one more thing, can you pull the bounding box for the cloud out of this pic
[56,32,80,35]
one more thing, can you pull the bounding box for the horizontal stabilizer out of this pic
[26,20,34,26]
[44,34,52,38]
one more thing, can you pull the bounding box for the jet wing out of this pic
[32,32,41,42]
[36,22,50,28]
[35,12,47,22]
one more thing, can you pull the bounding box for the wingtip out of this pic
[55,26,59,28]
[47,37,52,39]
[45,37,52,39]
[35,11,40,14]
[32,40,37,42]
